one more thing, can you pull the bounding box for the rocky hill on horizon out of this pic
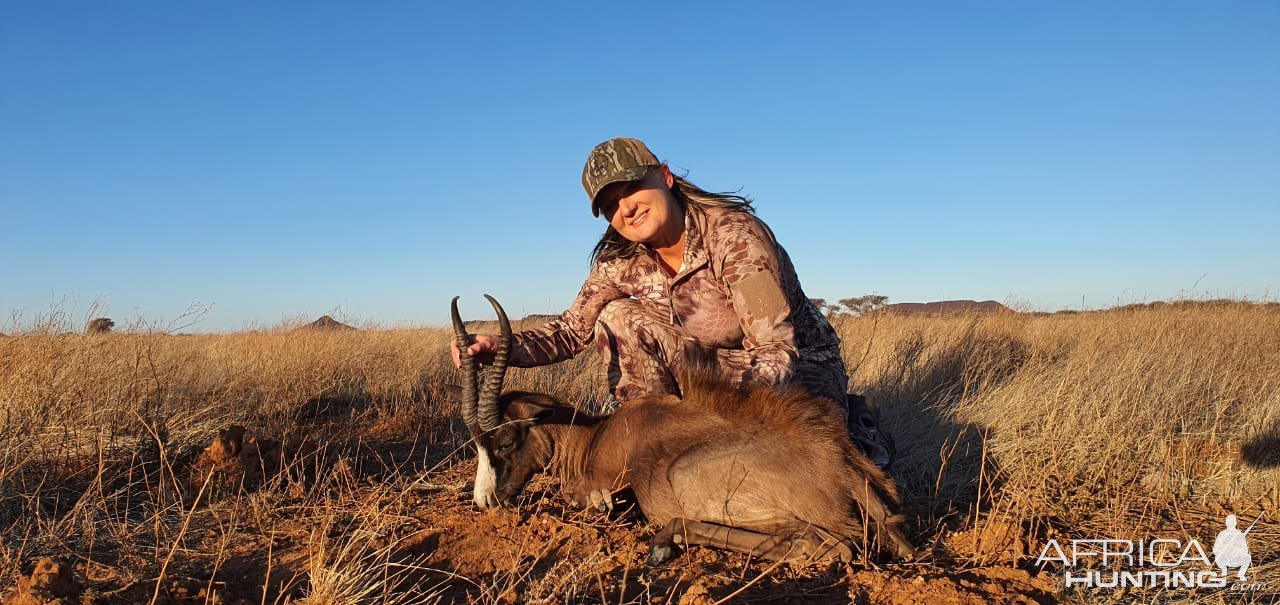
[299,315,357,331]
[885,299,1011,315]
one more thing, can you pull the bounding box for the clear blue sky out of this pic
[3,2,1277,332]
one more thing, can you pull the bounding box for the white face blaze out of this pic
[473,446,499,508]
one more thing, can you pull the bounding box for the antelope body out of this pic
[453,295,916,564]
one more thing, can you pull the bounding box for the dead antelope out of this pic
[452,295,917,565]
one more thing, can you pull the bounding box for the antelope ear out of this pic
[505,399,556,423]
[443,384,464,401]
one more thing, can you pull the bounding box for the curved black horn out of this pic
[450,296,479,433]
[476,294,511,431]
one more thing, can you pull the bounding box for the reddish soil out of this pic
[5,559,80,605]
[3,430,1062,604]
[944,521,1030,565]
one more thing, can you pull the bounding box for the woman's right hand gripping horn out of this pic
[450,334,502,368]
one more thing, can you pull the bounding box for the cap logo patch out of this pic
[589,152,613,180]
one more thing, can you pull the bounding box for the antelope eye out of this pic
[496,438,516,454]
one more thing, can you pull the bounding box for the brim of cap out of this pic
[589,166,652,217]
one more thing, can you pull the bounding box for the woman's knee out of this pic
[594,299,685,370]
[596,298,647,333]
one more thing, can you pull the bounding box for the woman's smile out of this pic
[630,209,648,227]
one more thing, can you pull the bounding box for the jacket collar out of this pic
[674,207,708,281]
[637,206,708,281]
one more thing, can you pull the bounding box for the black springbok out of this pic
[453,295,916,564]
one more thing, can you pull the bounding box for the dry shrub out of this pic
[289,502,445,605]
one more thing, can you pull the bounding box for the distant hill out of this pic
[299,315,356,331]
[886,300,1011,315]
[463,314,559,332]
[1045,299,1280,316]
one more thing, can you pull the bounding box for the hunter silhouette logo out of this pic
[1213,514,1256,581]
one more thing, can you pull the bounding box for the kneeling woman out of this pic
[451,137,893,480]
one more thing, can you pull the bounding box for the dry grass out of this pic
[1,301,1277,603]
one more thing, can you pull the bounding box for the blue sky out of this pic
[2,2,1277,331]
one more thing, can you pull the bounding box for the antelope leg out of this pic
[647,518,852,566]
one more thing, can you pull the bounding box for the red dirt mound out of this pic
[189,425,280,497]
[945,521,1030,565]
[3,558,80,605]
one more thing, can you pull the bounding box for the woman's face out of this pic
[597,166,684,247]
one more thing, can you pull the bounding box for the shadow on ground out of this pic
[855,320,1034,557]
[1242,426,1280,469]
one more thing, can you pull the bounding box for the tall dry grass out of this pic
[1,300,1277,601]
[837,301,1279,588]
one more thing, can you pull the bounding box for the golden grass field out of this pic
[0,301,1277,604]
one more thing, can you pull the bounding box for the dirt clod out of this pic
[189,425,280,496]
[676,578,714,605]
[3,558,81,605]
[946,520,1029,564]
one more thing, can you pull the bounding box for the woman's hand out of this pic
[450,334,502,368]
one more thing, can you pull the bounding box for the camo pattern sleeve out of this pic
[509,264,628,367]
[705,211,799,386]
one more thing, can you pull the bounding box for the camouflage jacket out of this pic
[510,205,841,386]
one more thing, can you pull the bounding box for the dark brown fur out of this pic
[477,365,917,564]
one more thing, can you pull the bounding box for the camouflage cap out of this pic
[582,137,660,216]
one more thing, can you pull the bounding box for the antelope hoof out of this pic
[646,539,681,567]
[835,542,855,563]
[588,488,614,514]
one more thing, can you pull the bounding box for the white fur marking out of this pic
[473,446,499,508]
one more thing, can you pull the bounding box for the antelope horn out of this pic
[476,294,511,432]
[450,296,479,434]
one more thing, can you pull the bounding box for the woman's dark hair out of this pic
[590,169,755,265]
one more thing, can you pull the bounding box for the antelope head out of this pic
[451,295,559,507]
